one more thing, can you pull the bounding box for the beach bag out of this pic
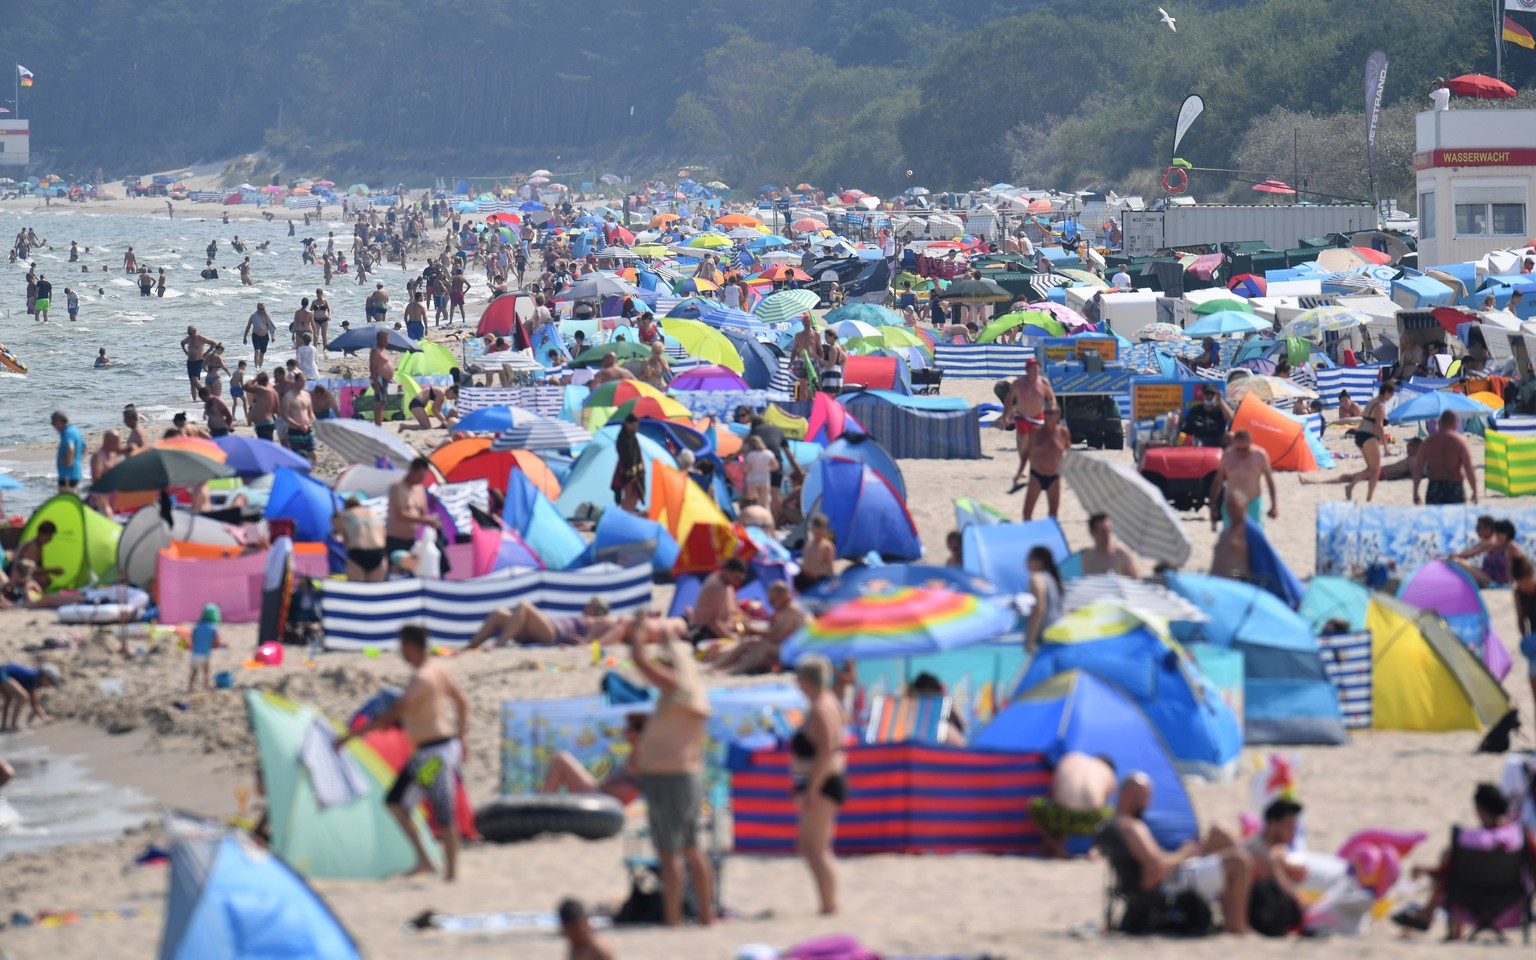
[1248,878,1302,937]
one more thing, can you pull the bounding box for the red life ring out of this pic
[1161,167,1189,194]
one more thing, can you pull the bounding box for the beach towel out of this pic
[299,719,372,809]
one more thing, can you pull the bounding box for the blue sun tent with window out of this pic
[960,520,1070,594]
[974,670,1197,849]
[1165,573,1346,745]
[501,469,587,570]
[803,457,921,561]
[159,821,361,960]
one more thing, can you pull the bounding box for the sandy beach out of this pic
[0,372,1530,959]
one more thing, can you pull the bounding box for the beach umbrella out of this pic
[829,319,881,341]
[326,327,420,355]
[753,289,820,324]
[779,587,1018,665]
[746,234,791,250]
[660,318,745,372]
[799,564,1002,612]
[673,277,720,296]
[715,213,764,228]
[529,169,552,177]
[1062,575,1209,622]
[91,449,234,494]
[686,234,731,250]
[1226,375,1317,405]
[1022,301,1091,329]
[757,265,811,283]
[1058,451,1191,567]
[491,420,593,451]
[1386,391,1496,424]
[614,395,693,423]
[484,212,521,225]
[556,273,644,302]
[1444,74,1516,99]
[313,179,336,187]
[851,326,930,355]
[1053,268,1111,289]
[586,380,667,408]
[210,435,312,478]
[978,311,1064,342]
[791,218,827,232]
[1252,180,1296,195]
[1190,298,1254,315]
[451,405,542,435]
[313,419,419,469]
[570,341,651,368]
[824,303,903,327]
[1279,306,1370,339]
[939,278,1011,303]
[155,436,229,462]
[1026,198,1054,213]
[1136,323,1187,343]
[631,242,669,258]
[1183,310,1269,338]
[666,364,750,391]
[1351,246,1394,266]
[649,213,680,228]
[726,227,764,241]
[1228,274,1267,297]
[597,246,636,260]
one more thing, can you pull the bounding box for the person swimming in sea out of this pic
[95,347,112,368]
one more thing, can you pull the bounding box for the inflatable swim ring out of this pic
[475,794,625,844]
[0,348,26,375]
[1161,166,1189,195]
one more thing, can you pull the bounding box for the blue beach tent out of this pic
[1165,573,1346,746]
[802,457,921,561]
[975,670,1198,849]
[1011,603,1243,780]
[961,520,1070,594]
[264,468,342,542]
[502,469,587,570]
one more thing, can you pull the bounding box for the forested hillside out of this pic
[2,0,1526,198]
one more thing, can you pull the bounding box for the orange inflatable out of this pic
[1229,392,1318,472]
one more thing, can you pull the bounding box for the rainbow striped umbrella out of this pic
[780,587,1018,665]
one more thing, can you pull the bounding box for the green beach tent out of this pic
[20,494,122,591]
[246,691,437,880]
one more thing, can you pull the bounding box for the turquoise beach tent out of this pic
[961,520,1070,594]
[502,469,586,570]
[1299,575,1371,631]
[160,820,361,960]
[1165,573,1346,746]
[1011,603,1242,780]
[246,691,435,880]
[554,426,675,520]
[974,670,1198,849]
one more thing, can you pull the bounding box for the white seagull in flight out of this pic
[1159,7,1177,31]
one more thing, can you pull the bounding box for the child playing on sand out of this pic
[189,603,220,691]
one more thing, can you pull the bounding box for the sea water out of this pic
[0,734,156,857]
[0,205,411,514]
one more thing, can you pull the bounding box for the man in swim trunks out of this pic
[243,303,275,369]
[369,330,396,428]
[33,273,51,322]
[686,558,747,646]
[200,387,234,438]
[336,625,467,881]
[366,282,390,323]
[386,457,441,555]
[1209,429,1279,531]
[245,371,280,441]
[1031,752,1117,858]
[180,326,218,402]
[282,371,316,460]
[1412,410,1478,506]
[1022,405,1070,520]
[1002,358,1056,491]
[448,269,471,324]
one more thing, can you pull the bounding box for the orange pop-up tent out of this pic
[1229,392,1318,472]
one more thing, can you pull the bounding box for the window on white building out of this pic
[1419,191,1435,238]
[1451,180,1528,237]
[1456,203,1487,235]
[1492,203,1526,236]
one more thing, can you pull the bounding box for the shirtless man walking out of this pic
[245,372,280,441]
[386,457,441,556]
[1208,429,1279,531]
[282,371,316,461]
[1412,410,1479,506]
[1022,405,1070,520]
[243,303,276,369]
[180,326,219,402]
[369,330,397,428]
[1080,513,1139,577]
[201,387,234,438]
[336,625,468,882]
[1003,359,1057,492]
[789,315,820,400]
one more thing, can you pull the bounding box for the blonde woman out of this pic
[741,435,777,512]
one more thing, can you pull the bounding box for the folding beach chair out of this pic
[1445,826,1534,943]
[863,694,952,745]
[617,778,729,924]
[1093,821,1213,936]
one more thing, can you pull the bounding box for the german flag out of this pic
[16,65,32,87]
[1506,16,1535,49]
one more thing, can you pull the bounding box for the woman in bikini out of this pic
[1344,381,1394,502]
[465,597,616,649]
[311,289,331,356]
[792,654,847,915]
[334,496,388,582]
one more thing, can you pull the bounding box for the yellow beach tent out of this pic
[1366,594,1511,732]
